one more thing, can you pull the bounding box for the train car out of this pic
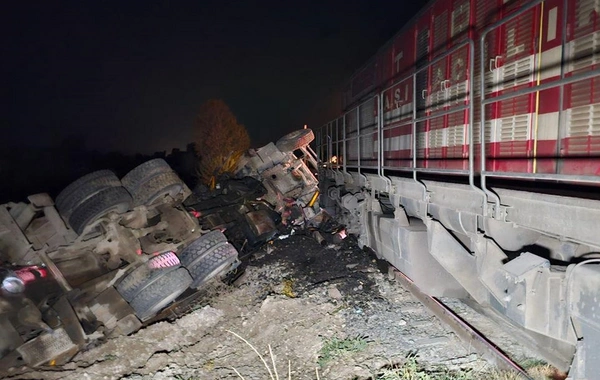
[317,0,600,378]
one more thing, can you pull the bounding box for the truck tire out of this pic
[179,231,237,288]
[275,129,314,152]
[68,186,132,235]
[116,263,158,302]
[55,170,121,219]
[116,265,192,321]
[128,171,184,207]
[179,230,228,268]
[121,159,172,194]
[186,243,238,289]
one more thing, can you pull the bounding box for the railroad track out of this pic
[388,268,533,379]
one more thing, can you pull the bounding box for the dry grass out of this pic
[373,355,563,380]
[227,330,323,380]
[375,356,474,380]
[224,331,562,380]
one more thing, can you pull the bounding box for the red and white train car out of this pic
[330,0,600,177]
[318,0,600,378]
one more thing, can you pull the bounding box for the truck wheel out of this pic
[178,231,238,289]
[68,186,132,234]
[179,230,227,268]
[121,159,172,194]
[116,265,192,321]
[185,243,238,289]
[275,129,314,152]
[128,171,185,207]
[116,263,158,302]
[55,170,121,220]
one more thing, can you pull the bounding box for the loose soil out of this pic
[2,234,540,380]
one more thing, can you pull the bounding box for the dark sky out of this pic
[4,1,426,154]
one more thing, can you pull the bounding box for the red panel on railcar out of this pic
[392,28,416,80]
[561,0,600,175]
[485,1,539,174]
[533,0,564,175]
[446,0,471,166]
[382,76,414,169]
[414,8,432,167]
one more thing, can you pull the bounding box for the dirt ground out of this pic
[2,234,538,380]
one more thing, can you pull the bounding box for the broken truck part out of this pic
[236,128,319,215]
[186,128,322,252]
[0,159,239,368]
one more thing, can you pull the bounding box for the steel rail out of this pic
[390,268,533,379]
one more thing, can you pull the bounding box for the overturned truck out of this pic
[0,129,320,369]
[0,160,241,368]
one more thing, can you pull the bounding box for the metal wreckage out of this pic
[0,129,335,369]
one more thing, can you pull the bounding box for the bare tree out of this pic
[193,99,250,186]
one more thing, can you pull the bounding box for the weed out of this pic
[317,335,368,366]
[521,359,548,369]
[374,354,475,380]
[203,358,215,371]
[520,358,564,380]
[374,354,559,380]
[282,278,296,298]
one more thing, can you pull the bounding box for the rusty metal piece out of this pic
[389,268,532,379]
[312,230,326,245]
[245,210,276,238]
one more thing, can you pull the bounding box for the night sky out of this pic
[4,1,426,155]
